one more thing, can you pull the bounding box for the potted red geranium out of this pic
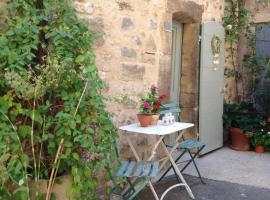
[138,85,167,127]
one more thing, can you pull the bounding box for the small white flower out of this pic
[226,24,232,30]
[19,179,24,186]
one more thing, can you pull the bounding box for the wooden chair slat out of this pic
[133,162,145,177]
[150,161,159,177]
[123,161,137,177]
[116,161,129,177]
[141,162,152,177]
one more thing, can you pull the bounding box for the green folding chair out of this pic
[105,139,160,200]
[158,103,206,184]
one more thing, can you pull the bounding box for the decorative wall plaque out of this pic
[211,35,221,71]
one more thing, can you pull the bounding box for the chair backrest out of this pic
[160,103,181,121]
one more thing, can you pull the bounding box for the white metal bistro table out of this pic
[119,121,195,200]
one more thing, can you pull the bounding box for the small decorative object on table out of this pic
[138,85,167,127]
[162,113,175,126]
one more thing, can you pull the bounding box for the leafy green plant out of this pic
[223,102,261,131]
[250,130,269,147]
[0,0,116,199]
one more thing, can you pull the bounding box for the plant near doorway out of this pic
[223,102,260,151]
[223,0,270,102]
[249,130,269,153]
[0,0,116,199]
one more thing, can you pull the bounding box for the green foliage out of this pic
[223,0,248,43]
[223,102,261,131]
[0,0,116,199]
[250,130,270,147]
[223,0,270,103]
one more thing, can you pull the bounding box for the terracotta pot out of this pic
[255,146,265,153]
[137,114,151,127]
[149,114,160,126]
[230,127,250,151]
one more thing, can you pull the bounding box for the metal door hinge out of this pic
[198,35,202,44]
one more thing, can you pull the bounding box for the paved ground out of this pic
[137,175,270,200]
[167,147,270,189]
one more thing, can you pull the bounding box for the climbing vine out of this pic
[0,0,116,199]
[223,0,270,102]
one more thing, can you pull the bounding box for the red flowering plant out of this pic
[140,85,167,114]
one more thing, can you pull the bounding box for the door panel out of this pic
[199,21,225,154]
[166,21,183,144]
[170,21,183,104]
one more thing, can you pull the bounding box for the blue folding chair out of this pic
[158,103,206,184]
[105,139,160,200]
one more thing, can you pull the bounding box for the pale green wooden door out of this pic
[199,21,225,154]
[168,21,183,143]
[170,21,183,105]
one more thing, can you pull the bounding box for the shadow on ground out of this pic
[137,175,270,200]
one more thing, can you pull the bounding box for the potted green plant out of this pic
[250,130,268,153]
[223,102,260,151]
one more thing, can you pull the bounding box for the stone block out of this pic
[144,35,157,54]
[164,21,172,32]
[121,63,145,80]
[121,17,134,29]
[86,16,105,47]
[121,47,137,58]
[149,19,157,29]
[88,16,104,34]
[141,53,156,64]
[116,0,133,11]
[132,36,141,45]
[75,2,94,14]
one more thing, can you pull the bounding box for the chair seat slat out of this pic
[124,161,137,177]
[150,161,159,177]
[116,161,129,176]
[133,162,145,177]
[141,162,152,177]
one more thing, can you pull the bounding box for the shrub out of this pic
[0,0,116,199]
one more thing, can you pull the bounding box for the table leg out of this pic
[159,130,185,170]
[160,141,195,199]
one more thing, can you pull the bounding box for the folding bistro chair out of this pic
[158,103,206,184]
[105,139,160,200]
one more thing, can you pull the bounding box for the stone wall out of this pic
[75,0,225,159]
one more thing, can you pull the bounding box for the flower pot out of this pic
[230,127,250,151]
[255,146,265,153]
[137,114,151,127]
[149,114,160,126]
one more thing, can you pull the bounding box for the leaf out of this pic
[13,186,29,200]
[72,152,79,160]
[75,55,84,63]
[64,141,73,148]
[18,125,32,138]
